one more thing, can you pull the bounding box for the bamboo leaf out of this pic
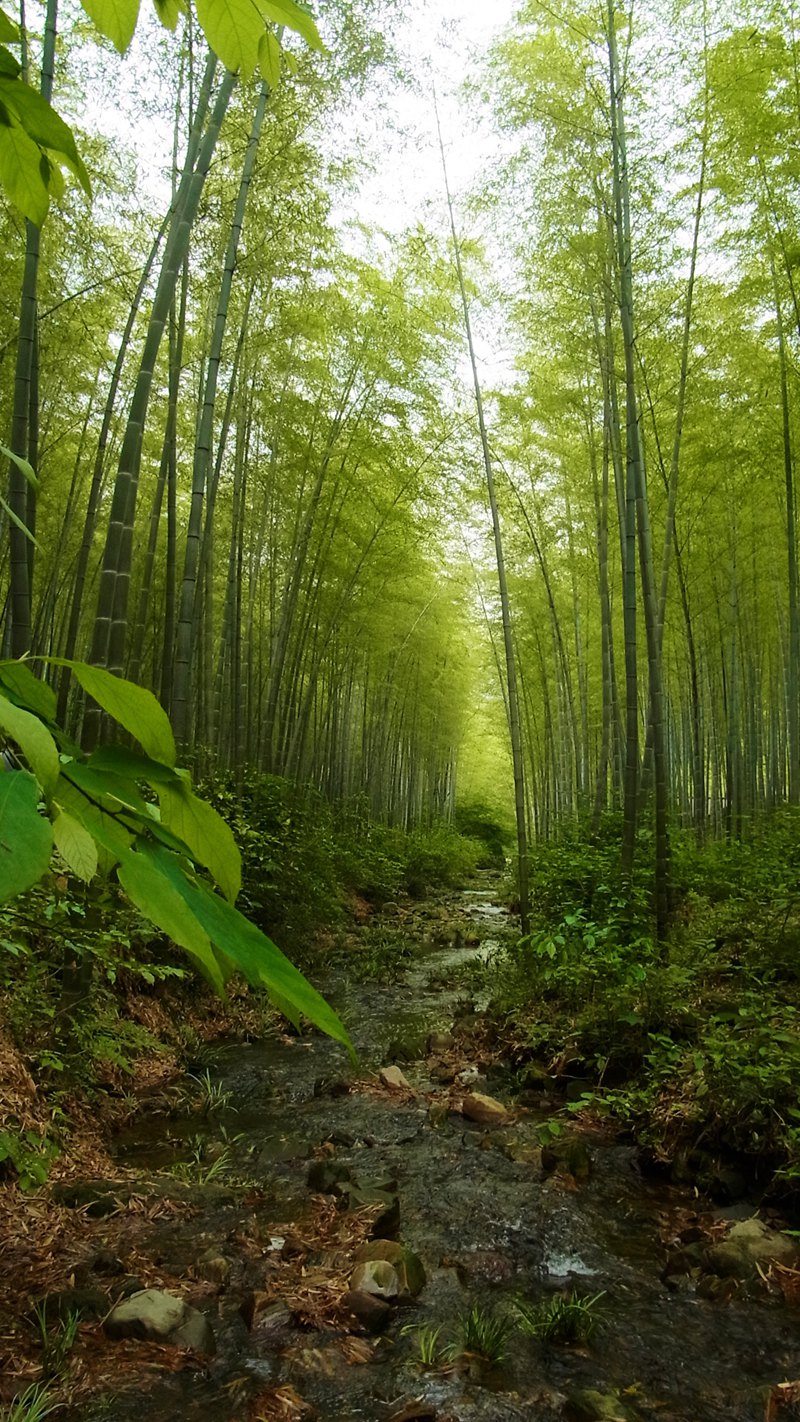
[88,745,182,784]
[117,846,224,993]
[0,80,91,193]
[0,772,53,902]
[194,0,262,79]
[0,490,38,545]
[0,443,37,489]
[54,779,133,873]
[0,10,20,43]
[152,0,184,29]
[0,691,59,796]
[52,810,98,882]
[0,111,48,224]
[158,781,242,903]
[46,660,177,766]
[79,0,141,52]
[256,0,322,49]
[145,842,354,1057]
[258,28,281,86]
[0,661,56,721]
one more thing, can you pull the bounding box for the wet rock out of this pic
[354,1240,426,1296]
[52,1180,122,1217]
[427,1099,451,1127]
[342,1289,392,1333]
[706,1218,798,1281]
[350,1259,401,1299]
[496,1133,543,1168]
[461,1092,508,1127]
[328,1129,356,1148]
[427,1031,454,1053]
[307,1159,353,1195]
[198,1249,231,1288]
[105,1288,215,1354]
[386,1034,425,1063]
[542,1136,592,1183]
[387,1403,439,1422]
[564,1389,632,1421]
[313,1074,350,1098]
[379,1065,411,1091]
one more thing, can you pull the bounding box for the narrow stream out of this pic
[87,884,800,1422]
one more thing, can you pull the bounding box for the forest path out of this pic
[67,883,800,1422]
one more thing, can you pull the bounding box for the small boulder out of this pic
[461,1092,508,1127]
[105,1288,215,1354]
[354,1240,426,1296]
[350,1259,401,1299]
[706,1218,798,1281]
[379,1065,411,1092]
[342,1289,391,1333]
[197,1250,231,1288]
[307,1159,353,1195]
[564,1389,631,1421]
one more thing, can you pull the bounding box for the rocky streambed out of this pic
[37,884,800,1421]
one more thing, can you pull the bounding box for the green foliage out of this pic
[33,1302,81,1380]
[453,1304,514,1366]
[516,1290,605,1345]
[2,1383,58,1422]
[0,661,352,1056]
[187,1068,235,1115]
[0,0,321,222]
[401,1322,446,1368]
[482,818,800,1195]
[455,797,509,868]
[0,1128,59,1190]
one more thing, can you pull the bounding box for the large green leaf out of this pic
[152,0,183,29]
[145,842,354,1057]
[79,0,141,52]
[0,661,56,721]
[195,0,262,79]
[0,691,59,796]
[258,0,322,49]
[0,113,49,224]
[54,779,133,873]
[88,745,182,784]
[117,847,224,993]
[0,772,53,902]
[52,810,98,882]
[258,28,281,86]
[46,660,176,766]
[0,80,90,193]
[0,10,20,43]
[158,781,241,903]
[62,761,159,822]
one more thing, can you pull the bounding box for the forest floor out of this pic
[2,878,800,1422]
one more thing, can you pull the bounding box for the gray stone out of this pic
[350,1259,401,1299]
[105,1288,215,1354]
[706,1217,798,1280]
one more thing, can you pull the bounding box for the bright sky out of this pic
[342,0,517,235]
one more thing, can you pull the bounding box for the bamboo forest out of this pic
[7,0,800,1416]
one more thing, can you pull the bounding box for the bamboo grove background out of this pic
[2,0,800,864]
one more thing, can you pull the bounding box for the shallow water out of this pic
[93,881,800,1422]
